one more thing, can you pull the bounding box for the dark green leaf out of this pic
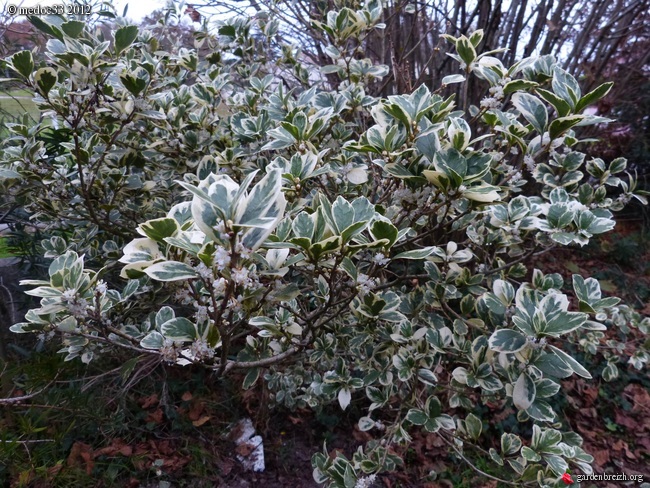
[120,73,146,96]
[114,25,139,54]
[503,79,538,95]
[61,20,85,38]
[139,218,179,242]
[576,82,613,113]
[34,67,57,96]
[549,115,585,139]
[10,51,33,78]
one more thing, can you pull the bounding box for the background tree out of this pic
[192,0,650,182]
[191,0,649,93]
[0,3,648,486]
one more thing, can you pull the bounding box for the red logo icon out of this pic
[562,473,574,485]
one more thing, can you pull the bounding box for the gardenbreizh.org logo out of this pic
[563,472,645,484]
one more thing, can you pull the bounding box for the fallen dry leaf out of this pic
[139,394,159,409]
[66,441,94,475]
[94,439,133,458]
[217,458,234,476]
[188,401,205,421]
[192,415,211,427]
[593,449,610,466]
[614,412,638,431]
[146,408,164,424]
[46,463,63,479]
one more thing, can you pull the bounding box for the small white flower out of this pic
[189,338,215,360]
[488,85,504,99]
[356,273,377,297]
[235,242,251,260]
[61,289,77,303]
[161,339,180,362]
[68,299,89,318]
[355,474,377,488]
[372,253,389,266]
[95,280,108,294]
[212,277,227,295]
[231,267,250,286]
[194,305,209,323]
[195,262,214,280]
[524,155,535,173]
[340,162,354,176]
[174,288,192,304]
[214,246,231,270]
[480,96,500,110]
[226,295,244,313]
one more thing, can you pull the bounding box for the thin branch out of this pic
[0,381,53,405]
[0,439,55,444]
[222,345,300,373]
[484,246,551,276]
[438,434,527,487]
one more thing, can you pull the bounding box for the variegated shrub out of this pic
[1,7,648,488]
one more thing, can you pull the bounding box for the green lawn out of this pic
[2,87,32,97]
[0,88,39,116]
[0,88,41,137]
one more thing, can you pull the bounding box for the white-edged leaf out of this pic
[0,168,21,179]
[140,331,164,349]
[512,372,536,410]
[161,317,197,342]
[338,388,352,410]
[512,92,548,134]
[543,454,568,476]
[144,261,198,281]
[119,238,161,264]
[488,329,528,353]
[358,416,375,431]
[463,183,501,202]
[464,413,482,440]
[393,247,436,260]
[156,306,175,327]
[501,433,522,455]
[405,408,428,425]
[346,167,368,184]
[442,74,466,85]
[547,344,592,379]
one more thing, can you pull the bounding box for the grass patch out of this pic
[0,237,15,258]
